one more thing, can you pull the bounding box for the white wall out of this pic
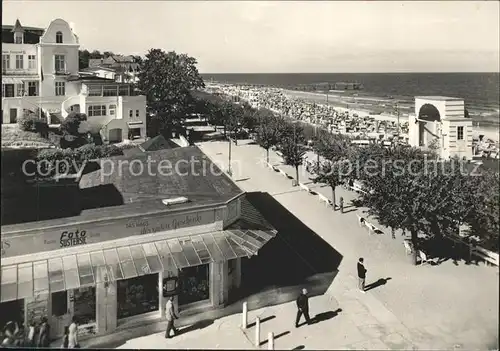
[2,44,38,74]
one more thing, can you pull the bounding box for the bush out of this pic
[18,113,49,136]
[36,144,125,177]
[60,112,88,136]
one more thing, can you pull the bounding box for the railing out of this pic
[2,68,38,75]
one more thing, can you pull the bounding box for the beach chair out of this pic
[403,240,413,255]
[419,250,430,265]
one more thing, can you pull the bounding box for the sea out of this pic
[201,73,500,128]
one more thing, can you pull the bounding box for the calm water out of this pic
[202,73,500,126]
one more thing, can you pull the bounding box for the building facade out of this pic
[0,147,276,343]
[409,96,473,160]
[1,18,146,142]
[85,55,140,84]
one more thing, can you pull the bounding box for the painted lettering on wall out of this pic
[1,240,11,255]
[60,230,87,248]
[137,213,203,235]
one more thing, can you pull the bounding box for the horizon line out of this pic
[200,71,500,75]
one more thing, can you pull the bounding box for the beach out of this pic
[283,89,499,142]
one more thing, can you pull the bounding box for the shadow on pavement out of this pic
[342,208,357,214]
[230,191,343,309]
[248,315,276,328]
[179,319,214,334]
[311,308,342,324]
[260,331,291,346]
[364,278,392,292]
[292,346,305,350]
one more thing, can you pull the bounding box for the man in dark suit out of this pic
[295,288,311,327]
[357,258,367,293]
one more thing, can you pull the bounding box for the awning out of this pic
[2,77,24,84]
[128,121,143,127]
[0,228,276,302]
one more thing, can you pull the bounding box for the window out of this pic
[178,264,210,306]
[55,82,65,96]
[103,85,118,96]
[457,126,464,140]
[135,110,140,118]
[14,33,23,44]
[28,55,36,69]
[2,55,10,70]
[73,287,96,325]
[56,31,63,44]
[2,84,15,97]
[0,299,25,332]
[28,82,37,96]
[54,55,66,72]
[52,291,68,317]
[129,109,133,118]
[88,105,107,117]
[109,104,116,116]
[16,84,24,97]
[15,55,23,69]
[117,274,159,319]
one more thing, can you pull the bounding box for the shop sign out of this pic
[2,209,217,258]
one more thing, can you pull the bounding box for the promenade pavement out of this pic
[115,140,498,350]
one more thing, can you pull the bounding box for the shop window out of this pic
[0,299,25,331]
[117,274,159,319]
[73,287,96,325]
[178,264,210,306]
[52,291,68,317]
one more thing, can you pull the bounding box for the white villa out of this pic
[1,18,146,143]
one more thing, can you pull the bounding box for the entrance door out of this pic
[108,128,123,143]
[9,108,17,123]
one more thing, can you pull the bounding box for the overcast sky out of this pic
[3,1,499,73]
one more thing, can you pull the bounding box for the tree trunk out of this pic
[391,227,396,239]
[295,166,299,185]
[224,125,226,137]
[332,185,337,211]
[266,148,269,164]
[411,229,418,265]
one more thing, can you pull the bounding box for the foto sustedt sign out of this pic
[2,210,216,258]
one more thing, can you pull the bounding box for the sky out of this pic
[3,1,499,73]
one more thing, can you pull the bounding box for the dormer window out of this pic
[56,31,63,44]
[14,32,23,44]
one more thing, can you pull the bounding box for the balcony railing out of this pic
[54,70,70,76]
[2,68,38,76]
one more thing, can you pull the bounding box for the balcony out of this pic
[2,68,38,76]
[54,69,71,76]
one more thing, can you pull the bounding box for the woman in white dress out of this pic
[68,317,79,348]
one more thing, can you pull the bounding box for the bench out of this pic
[471,246,499,267]
[318,193,333,206]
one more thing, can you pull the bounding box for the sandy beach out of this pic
[283,89,499,142]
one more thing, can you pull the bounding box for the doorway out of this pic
[9,108,18,124]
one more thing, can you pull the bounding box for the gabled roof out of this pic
[11,19,24,32]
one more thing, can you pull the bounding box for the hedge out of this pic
[18,114,49,136]
[36,144,125,177]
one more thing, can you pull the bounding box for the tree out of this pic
[78,49,90,69]
[60,112,89,137]
[313,159,351,210]
[103,51,115,58]
[89,50,102,59]
[357,152,472,265]
[255,112,280,163]
[138,49,205,138]
[278,122,306,185]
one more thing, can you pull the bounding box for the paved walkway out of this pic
[115,141,499,350]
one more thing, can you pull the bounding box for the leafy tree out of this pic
[78,49,90,69]
[89,50,102,59]
[255,112,280,163]
[313,159,351,209]
[138,49,204,138]
[278,122,306,185]
[103,51,115,58]
[60,112,89,137]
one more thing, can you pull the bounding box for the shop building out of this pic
[0,146,276,341]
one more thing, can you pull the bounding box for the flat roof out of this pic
[1,146,243,232]
[415,96,463,101]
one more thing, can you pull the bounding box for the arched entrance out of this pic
[108,128,123,143]
[418,104,441,147]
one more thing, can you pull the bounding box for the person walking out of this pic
[61,326,69,349]
[339,197,344,214]
[68,317,79,348]
[37,317,50,348]
[295,288,312,328]
[357,258,367,293]
[164,296,179,339]
[26,321,36,347]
